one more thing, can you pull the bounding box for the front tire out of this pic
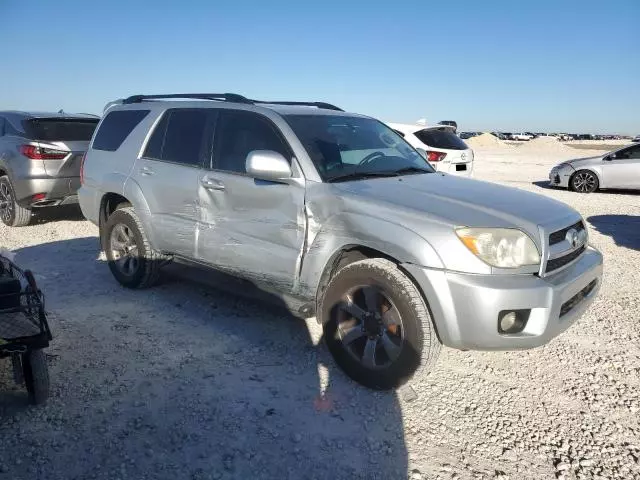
[0,176,31,227]
[102,207,162,288]
[570,170,599,193]
[320,258,441,390]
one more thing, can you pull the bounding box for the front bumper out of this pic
[549,164,574,188]
[12,176,81,207]
[403,246,603,350]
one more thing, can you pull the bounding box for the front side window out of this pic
[285,115,433,182]
[143,109,214,167]
[213,111,290,174]
[613,145,640,160]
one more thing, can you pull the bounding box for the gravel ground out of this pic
[0,149,639,480]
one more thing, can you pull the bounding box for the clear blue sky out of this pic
[1,0,638,134]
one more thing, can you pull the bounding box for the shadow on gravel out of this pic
[587,215,640,250]
[30,205,86,225]
[1,237,409,480]
[532,181,558,191]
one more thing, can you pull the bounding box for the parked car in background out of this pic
[437,120,457,132]
[0,111,100,226]
[512,133,533,141]
[491,131,509,140]
[549,143,640,192]
[79,92,602,390]
[632,135,640,143]
[459,132,478,140]
[386,123,474,176]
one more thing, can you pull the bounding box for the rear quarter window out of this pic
[414,129,468,150]
[92,110,150,151]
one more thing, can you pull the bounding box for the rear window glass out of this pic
[25,119,99,141]
[414,129,468,150]
[92,110,149,151]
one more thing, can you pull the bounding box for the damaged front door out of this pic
[196,110,306,291]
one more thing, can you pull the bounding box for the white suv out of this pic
[386,123,474,177]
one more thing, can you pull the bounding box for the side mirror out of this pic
[246,150,292,182]
[604,155,614,161]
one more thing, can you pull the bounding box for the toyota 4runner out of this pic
[79,93,603,390]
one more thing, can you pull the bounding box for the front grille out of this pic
[549,221,585,246]
[545,245,585,273]
[560,280,597,317]
[549,221,584,246]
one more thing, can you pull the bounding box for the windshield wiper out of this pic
[326,171,401,183]
[390,166,433,176]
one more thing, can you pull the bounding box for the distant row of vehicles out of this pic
[460,131,633,142]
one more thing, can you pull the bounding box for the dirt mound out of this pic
[519,136,575,153]
[465,133,511,149]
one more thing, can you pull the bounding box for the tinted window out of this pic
[414,128,468,150]
[92,110,149,151]
[615,145,640,160]
[0,118,4,136]
[162,110,211,166]
[214,111,289,173]
[143,113,169,160]
[25,119,99,141]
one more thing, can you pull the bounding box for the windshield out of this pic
[284,114,434,182]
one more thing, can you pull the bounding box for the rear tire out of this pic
[102,207,162,289]
[0,176,31,227]
[320,258,441,390]
[570,170,599,193]
[22,349,49,405]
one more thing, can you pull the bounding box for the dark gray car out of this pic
[0,111,99,226]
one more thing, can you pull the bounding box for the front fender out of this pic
[296,212,444,298]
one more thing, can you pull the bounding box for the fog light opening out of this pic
[498,310,529,334]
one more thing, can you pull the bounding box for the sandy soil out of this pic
[0,147,639,480]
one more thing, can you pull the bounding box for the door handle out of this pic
[140,166,154,176]
[201,177,225,191]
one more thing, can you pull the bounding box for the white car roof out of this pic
[386,122,456,134]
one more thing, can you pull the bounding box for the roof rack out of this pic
[251,100,343,111]
[122,93,252,104]
[120,93,343,111]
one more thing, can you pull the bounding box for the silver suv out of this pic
[0,111,99,226]
[79,93,603,389]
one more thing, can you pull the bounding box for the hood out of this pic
[563,155,603,168]
[332,173,579,235]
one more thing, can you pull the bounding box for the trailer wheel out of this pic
[22,349,49,405]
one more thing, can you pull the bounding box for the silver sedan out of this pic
[549,143,640,192]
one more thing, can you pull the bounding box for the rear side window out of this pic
[214,111,290,174]
[92,110,149,151]
[414,129,468,150]
[143,109,214,167]
[25,119,99,141]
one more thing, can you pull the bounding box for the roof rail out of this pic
[122,93,252,104]
[251,100,343,111]
[119,93,343,111]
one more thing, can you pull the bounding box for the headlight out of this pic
[455,228,540,268]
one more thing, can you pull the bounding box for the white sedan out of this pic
[549,143,640,192]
